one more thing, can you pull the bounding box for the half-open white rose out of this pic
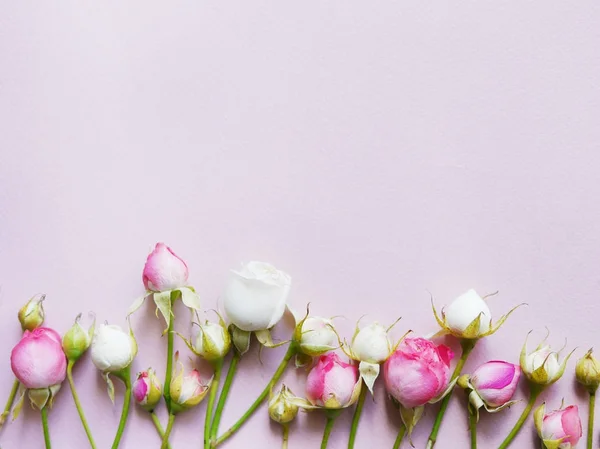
[223,261,291,332]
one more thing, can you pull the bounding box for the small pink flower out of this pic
[11,328,67,389]
[143,242,189,292]
[535,403,582,448]
[470,361,521,408]
[170,366,210,413]
[306,353,361,409]
[383,337,454,408]
[133,369,162,411]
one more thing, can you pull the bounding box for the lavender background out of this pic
[1,2,600,448]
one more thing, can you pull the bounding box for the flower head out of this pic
[306,353,361,409]
[432,289,520,339]
[62,314,95,363]
[294,316,338,357]
[170,364,210,414]
[520,332,574,386]
[458,361,521,420]
[576,349,600,393]
[91,323,137,373]
[191,319,231,362]
[534,402,582,449]
[18,294,45,331]
[143,242,189,292]
[268,384,300,424]
[133,369,162,412]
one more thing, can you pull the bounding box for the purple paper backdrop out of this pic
[1,1,600,448]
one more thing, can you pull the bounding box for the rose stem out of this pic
[426,339,477,449]
[213,344,296,447]
[469,408,477,449]
[281,423,289,449]
[150,412,173,449]
[347,382,367,448]
[392,426,406,449]
[41,406,52,449]
[320,410,342,449]
[164,295,176,411]
[496,385,542,449]
[588,392,596,449]
[0,379,20,427]
[111,367,132,449]
[204,358,224,449]
[161,413,176,449]
[67,360,97,449]
[209,351,241,441]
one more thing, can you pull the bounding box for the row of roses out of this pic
[0,243,596,449]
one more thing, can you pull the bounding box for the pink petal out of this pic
[560,406,582,445]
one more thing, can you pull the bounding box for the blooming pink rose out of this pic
[383,337,454,409]
[143,242,189,292]
[470,361,520,408]
[306,353,361,409]
[537,405,582,448]
[11,328,67,389]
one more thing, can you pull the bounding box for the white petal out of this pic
[444,289,491,334]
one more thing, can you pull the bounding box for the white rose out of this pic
[193,321,231,361]
[351,323,392,364]
[91,324,137,372]
[298,317,338,357]
[443,289,491,335]
[223,261,291,332]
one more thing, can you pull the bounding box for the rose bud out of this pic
[458,361,521,420]
[576,349,600,393]
[520,333,574,386]
[170,365,210,414]
[133,369,162,412]
[129,243,200,325]
[268,384,300,424]
[18,294,46,331]
[10,327,67,411]
[432,289,521,339]
[383,337,454,436]
[295,316,338,357]
[91,323,137,373]
[306,353,362,409]
[534,402,582,449]
[191,319,231,362]
[62,313,95,363]
[224,261,291,333]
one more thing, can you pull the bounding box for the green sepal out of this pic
[230,324,251,355]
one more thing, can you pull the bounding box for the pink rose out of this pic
[535,404,582,448]
[133,369,162,412]
[306,353,361,409]
[470,361,520,408]
[143,242,189,292]
[383,337,454,408]
[11,327,67,389]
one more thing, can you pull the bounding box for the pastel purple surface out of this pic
[1,2,600,448]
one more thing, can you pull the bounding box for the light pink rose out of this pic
[11,328,67,389]
[470,361,520,407]
[539,405,582,448]
[306,353,361,409]
[383,337,454,409]
[143,242,189,292]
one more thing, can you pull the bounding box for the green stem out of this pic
[41,406,51,449]
[151,412,172,449]
[282,423,289,449]
[0,379,20,427]
[588,392,596,449]
[497,386,542,449]
[469,408,477,449]
[426,339,477,449]
[321,413,340,449]
[164,302,175,411]
[204,359,223,449]
[111,368,132,449]
[214,344,296,447]
[392,426,406,449]
[162,413,176,449]
[210,351,241,441]
[348,383,367,448]
[67,361,97,449]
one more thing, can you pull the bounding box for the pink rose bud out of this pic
[534,403,582,448]
[143,242,189,292]
[383,337,454,409]
[133,369,162,412]
[170,365,210,414]
[459,361,521,419]
[306,353,361,409]
[10,328,67,410]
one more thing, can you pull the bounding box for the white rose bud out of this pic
[296,316,337,357]
[91,323,137,373]
[520,332,574,386]
[223,261,291,332]
[192,321,231,362]
[268,384,300,424]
